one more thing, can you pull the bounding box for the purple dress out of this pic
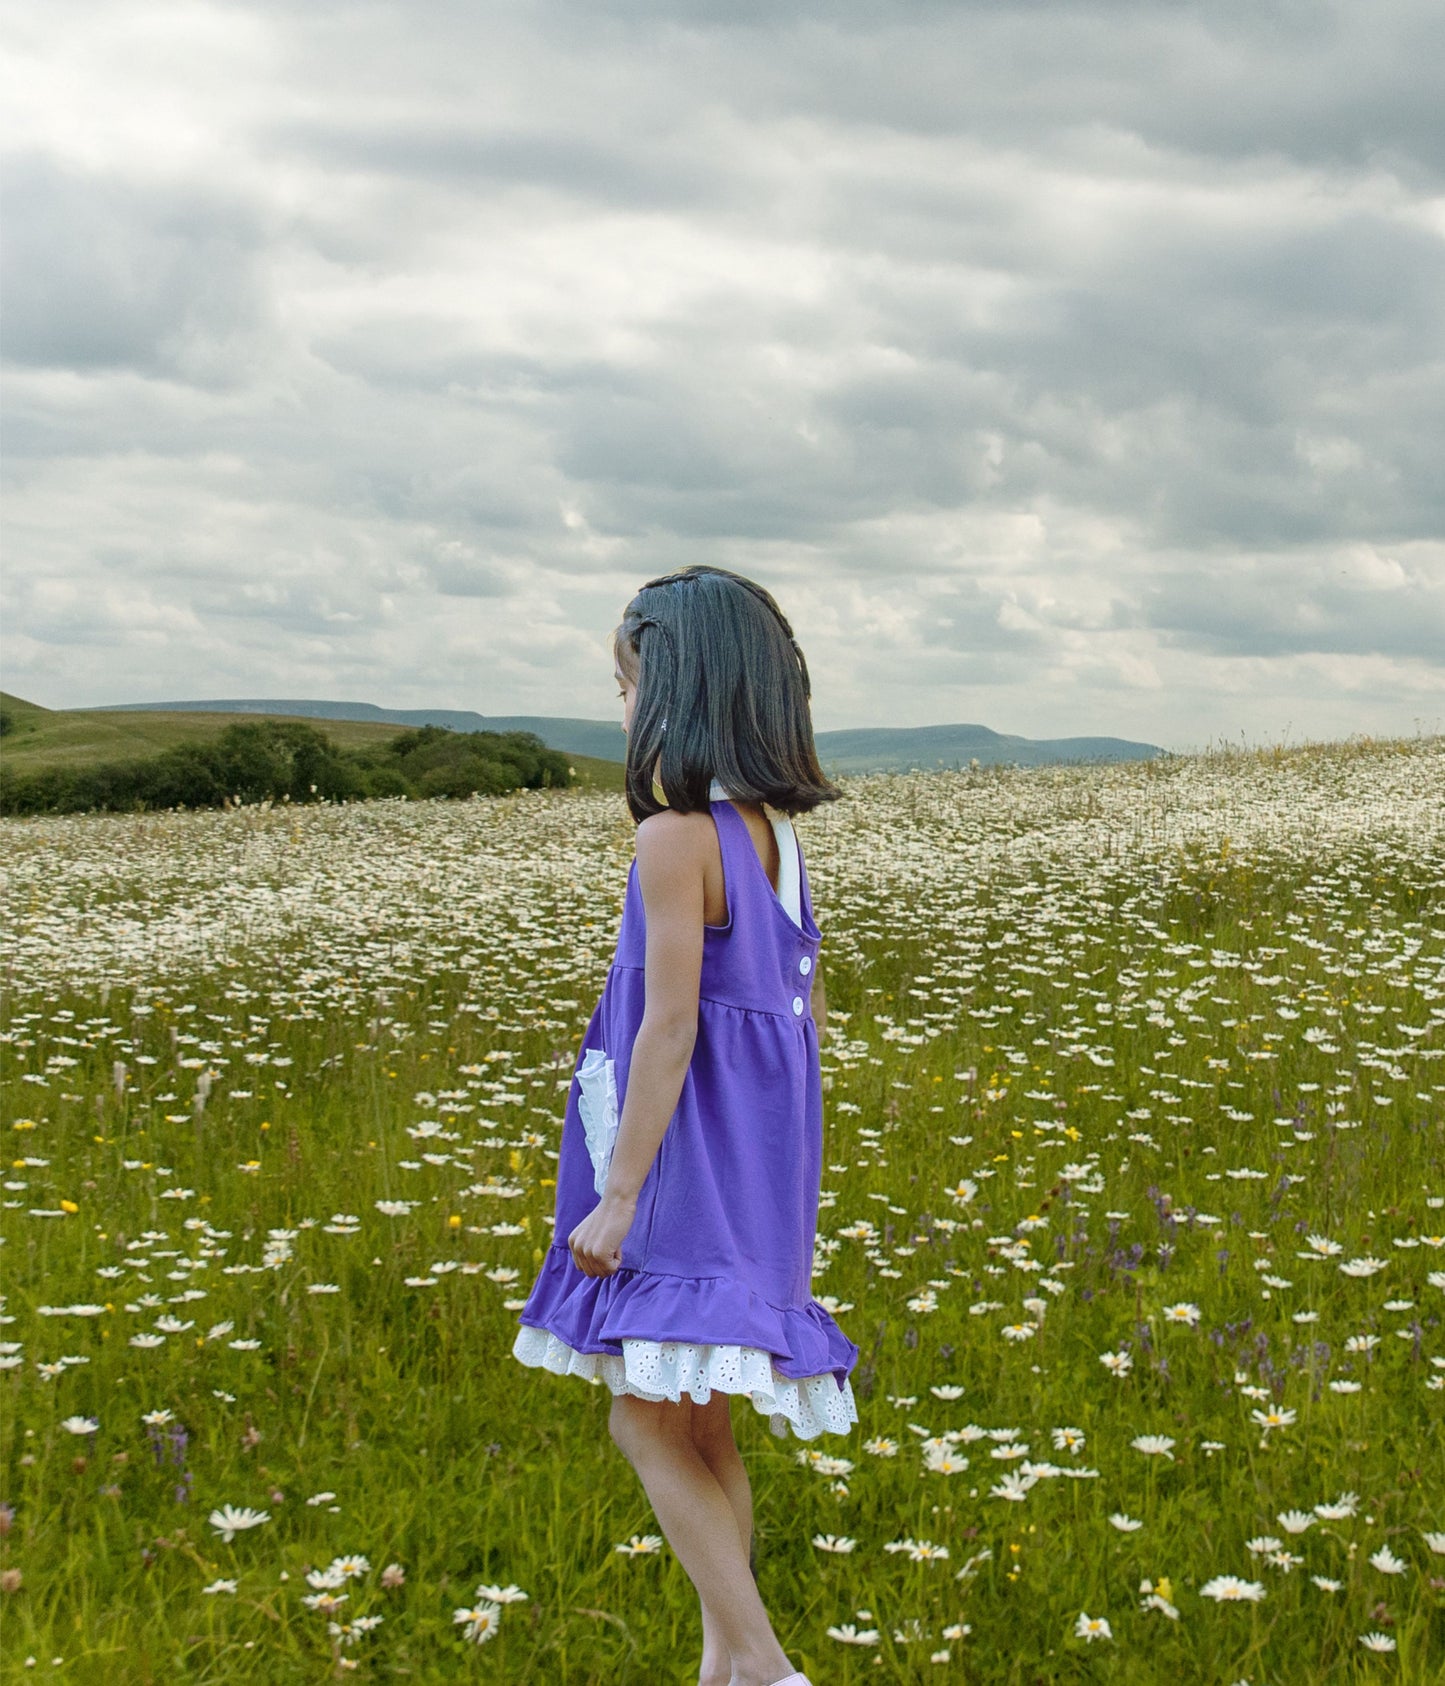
[511,791,860,1439]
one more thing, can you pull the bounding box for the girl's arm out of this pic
[603,811,704,1200]
[569,811,704,1276]
[811,959,826,1040]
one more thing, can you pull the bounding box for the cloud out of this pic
[1,0,1442,749]
[0,154,274,385]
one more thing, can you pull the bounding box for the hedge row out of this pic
[0,720,572,815]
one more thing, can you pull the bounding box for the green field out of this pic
[0,693,625,793]
[1,737,1442,1682]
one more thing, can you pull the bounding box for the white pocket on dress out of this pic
[575,1047,620,1197]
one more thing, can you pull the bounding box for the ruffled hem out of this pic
[515,1246,860,1390]
[512,1323,858,1441]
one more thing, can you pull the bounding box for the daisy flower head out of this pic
[1369,1545,1407,1575]
[614,1534,664,1556]
[812,1535,857,1553]
[475,1583,528,1603]
[990,1471,1039,1502]
[1162,1303,1201,1326]
[826,1623,881,1645]
[1074,1612,1112,1641]
[1109,1513,1144,1532]
[208,1504,270,1543]
[925,1449,970,1475]
[1277,1510,1315,1535]
[1098,1349,1133,1376]
[60,1416,99,1436]
[1131,1434,1176,1459]
[453,1601,502,1644]
[301,1591,347,1614]
[1199,1575,1267,1602]
[1300,1235,1343,1257]
[1359,1633,1397,1652]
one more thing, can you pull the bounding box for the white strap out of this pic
[763,804,802,927]
[708,779,802,926]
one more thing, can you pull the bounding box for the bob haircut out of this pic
[614,565,843,824]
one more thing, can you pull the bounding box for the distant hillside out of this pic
[0,694,625,791]
[83,697,1166,771]
[87,698,630,765]
[813,723,1166,773]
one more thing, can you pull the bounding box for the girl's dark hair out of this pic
[614,565,843,823]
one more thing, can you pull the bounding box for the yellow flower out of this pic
[448,1215,462,1230]
[60,1199,79,1214]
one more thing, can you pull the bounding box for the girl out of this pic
[512,566,859,1686]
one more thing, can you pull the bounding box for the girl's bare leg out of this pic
[689,1391,755,1686]
[609,1392,793,1686]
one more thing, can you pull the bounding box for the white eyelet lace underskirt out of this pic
[512,1323,858,1441]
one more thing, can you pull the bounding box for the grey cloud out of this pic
[0,155,272,384]
[1142,558,1445,663]
[275,121,737,213]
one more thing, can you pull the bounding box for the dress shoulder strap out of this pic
[761,803,802,928]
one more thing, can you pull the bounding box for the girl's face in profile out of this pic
[614,649,638,738]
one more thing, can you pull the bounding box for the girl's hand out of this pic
[568,1192,637,1278]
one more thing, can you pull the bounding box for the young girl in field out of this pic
[512,566,859,1686]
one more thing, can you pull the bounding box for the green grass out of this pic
[0,692,624,793]
[1,736,1442,1682]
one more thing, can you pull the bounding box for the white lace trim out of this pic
[512,1323,858,1441]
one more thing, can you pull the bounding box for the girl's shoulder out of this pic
[632,808,717,897]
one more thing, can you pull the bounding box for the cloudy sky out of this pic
[3,0,1443,752]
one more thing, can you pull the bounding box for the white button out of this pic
[799,955,812,975]
[792,996,804,1016]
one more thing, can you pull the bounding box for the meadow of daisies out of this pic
[2,735,1443,1683]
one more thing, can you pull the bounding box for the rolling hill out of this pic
[79,697,1166,772]
[0,694,626,790]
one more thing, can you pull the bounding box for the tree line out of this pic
[0,719,573,816]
